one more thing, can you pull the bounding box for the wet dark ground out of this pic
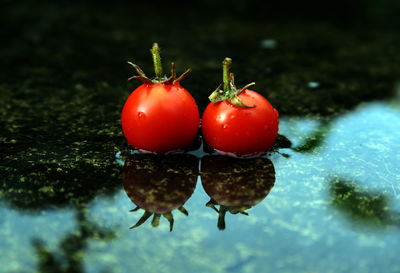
[1,1,400,272]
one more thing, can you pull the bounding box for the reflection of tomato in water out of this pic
[201,58,279,157]
[200,155,275,230]
[121,43,200,154]
[122,154,198,231]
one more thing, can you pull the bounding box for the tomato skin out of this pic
[121,83,200,153]
[122,154,198,214]
[201,89,279,157]
[201,155,275,207]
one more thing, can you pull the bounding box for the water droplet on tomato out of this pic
[138,112,145,119]
[222,124,228,129]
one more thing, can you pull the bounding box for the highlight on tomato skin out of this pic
[121,43,200,154]
[200,155,276,230]
[122,153,199,231]
[201,57,279,158]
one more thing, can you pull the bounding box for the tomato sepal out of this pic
[208,58,256,108]
[127,43,191,85]
[122,43,200,154]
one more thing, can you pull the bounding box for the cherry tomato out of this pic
[201,58,279,157]
[122,82,199,153]
[121,43,200,153]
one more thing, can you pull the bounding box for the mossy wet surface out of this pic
[1,1,400,272]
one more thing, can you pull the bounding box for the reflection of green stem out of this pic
[205,197,257,230]
[218,206,228,230]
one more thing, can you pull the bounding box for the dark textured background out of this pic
[1,0,399,207]
[1,1,400,272]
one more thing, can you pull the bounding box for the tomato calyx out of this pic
[208,57,256,108]
[206,199,250,230]
[127,43,191,85]
[129,208,187,232]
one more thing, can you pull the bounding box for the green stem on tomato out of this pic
[222,57,232,92]
[208,57,255,108]
[151,43,163,79]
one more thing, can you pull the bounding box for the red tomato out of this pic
[122,82,200,153]
[121,43,200,154]
[202,89,279,157]
[201,57,279,157]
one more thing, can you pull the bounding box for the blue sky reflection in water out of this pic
[2,102,399,273]
[88,101,400,273]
